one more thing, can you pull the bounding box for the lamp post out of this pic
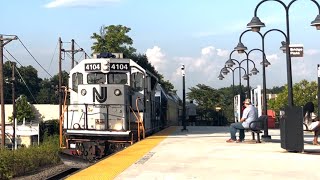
[181,64,188,132]
[246,0,320,107]
[225,58,259,99]
[218,66,236,122]
[219,66,249,119]
[235,29,286,139]
[227,50,260,99]
[218,67,235,97]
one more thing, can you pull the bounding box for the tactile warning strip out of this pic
[66,126,177,180]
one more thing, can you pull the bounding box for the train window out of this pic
[87,73,106,84]
[72,72,83,92]
[131,72,144,91]
[108,73,127,84]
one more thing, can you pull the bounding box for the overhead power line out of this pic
[48,40,59,72]
[17,37,53,78]
[74,40,91,58]
[3,49,23,67]
[3,55,38,103]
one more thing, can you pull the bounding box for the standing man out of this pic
[187,100,197,126]
[226,99,258,143]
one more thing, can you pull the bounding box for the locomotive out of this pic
[59,53,180,166]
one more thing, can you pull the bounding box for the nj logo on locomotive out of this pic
[93,87,107,103]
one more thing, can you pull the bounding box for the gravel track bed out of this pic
[12,163,69,180]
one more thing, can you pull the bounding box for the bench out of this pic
[247,115,268,143]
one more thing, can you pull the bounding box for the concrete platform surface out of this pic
[115,126,320,180]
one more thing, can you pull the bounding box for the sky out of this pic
[1,0,320,98]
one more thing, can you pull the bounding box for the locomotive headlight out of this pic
[114,122,123,130]
[81,89,87,96]
[114,89,121,96]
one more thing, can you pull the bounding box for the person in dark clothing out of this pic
[303,102,320,145]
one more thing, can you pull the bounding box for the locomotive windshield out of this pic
[86,72,127,84]
[108,73,127,84]
[87,73,106,84]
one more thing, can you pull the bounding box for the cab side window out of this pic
[131,72,144,92]
[72,72,83,92]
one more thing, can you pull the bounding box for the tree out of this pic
[91,25,175,92]
[268,79,318,113]
[37,78,56,104]
[91,25,136,57]
[3,62,41,104]
[9,95,35,123]
[187,84,221,111]
[266,86,285,94]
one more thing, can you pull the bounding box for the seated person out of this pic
[303,102,320,145]
[226,99,258,143]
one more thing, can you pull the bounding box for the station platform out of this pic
[67,126,320,180]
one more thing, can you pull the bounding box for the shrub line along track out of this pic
[66,126,177,180]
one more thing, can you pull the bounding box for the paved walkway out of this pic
[115,126,320,180]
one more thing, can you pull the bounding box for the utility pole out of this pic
[11,62,16,150]
[62,39,83,69]
[71,39,75,68]
[0,35,17,148]
[58,37,62,121]
[58,38,83,119]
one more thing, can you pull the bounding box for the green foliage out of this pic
[266,86,285,94]
[0,149,13,179]
[91,25,136,57]
[9,95,35,123]
[268,79,318,113]
[39,120,59,142]
[187,84,221,112]
[0,135,60,179]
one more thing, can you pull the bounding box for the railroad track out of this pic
[45,168,80,180]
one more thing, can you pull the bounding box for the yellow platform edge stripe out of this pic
[67,126,177,180]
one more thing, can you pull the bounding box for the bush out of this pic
[0,135,61,179]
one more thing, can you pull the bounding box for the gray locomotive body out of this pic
[60,53,179,164]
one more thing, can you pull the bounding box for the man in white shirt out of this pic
[226,98,258,143]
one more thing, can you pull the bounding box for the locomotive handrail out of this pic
[136,96,145,140]
[60,86,69,148]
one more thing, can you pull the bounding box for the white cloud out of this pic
[266,54,280,64]
[304,49,320,56]
[144,45,230,95]
[146,46,166,71]
[45,0,120,8]
[201,46,215,56]
[216,49,229,57]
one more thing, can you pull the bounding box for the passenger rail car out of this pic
[59,53,179,164]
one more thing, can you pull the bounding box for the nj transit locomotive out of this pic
[59,53,180,165]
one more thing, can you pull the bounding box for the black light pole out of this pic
[218,67,235,121]
[220,66,249,119]
[227,50,249,99]
[235,29,285,139]
[225,57,259,99]
[181,65,188,132]
[218,67,235,97]
[247,0,320,107]
[227,50,260,99]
